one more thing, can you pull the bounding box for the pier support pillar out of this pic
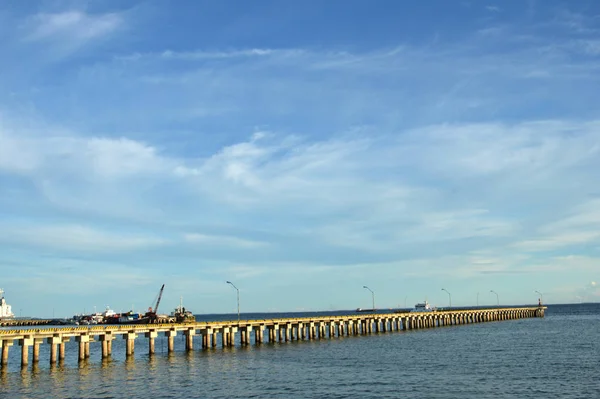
[85,341,91,358]
[33,338,43,363]
[76,335,90,361]
[347,321,354,336]
[1,340,13,367]
[228,328,237,346]
[268,327,275,343]
[124,333,137,356]
[47,335,61,364]
[102,340,108,358]
[212,330,218,347]
[239,328,245,346]
[60,337,69,361]
[166,330,177,352]
[253,327,263,344]
[221,328,229,348]
[285,324,291,341]
[145,331,158,355]
[202,329,211,348]
[291,324,297,340]
[19,336,33,367]
[185,329,195,351]
[239,328,249,346]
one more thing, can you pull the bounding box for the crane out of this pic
[145,284,165,321]
[153,284,165,314]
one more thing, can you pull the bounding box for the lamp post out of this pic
[535,290,543,305]
[363,286,375,312]
[477,292,479,307]
[490,290,499,306]
[441,288,452,308]
[226,281,240,323]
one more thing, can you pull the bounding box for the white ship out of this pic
[410,300,436,312]
[0,288,15,319]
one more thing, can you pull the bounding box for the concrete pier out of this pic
[0,306,545,370]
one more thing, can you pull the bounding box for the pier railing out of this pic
[0,306,545,370]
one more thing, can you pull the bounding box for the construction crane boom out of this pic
[154,284,165,314]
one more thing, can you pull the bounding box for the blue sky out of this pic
[1,0,599,317]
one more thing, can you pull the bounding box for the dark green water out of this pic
[1,304,599,398]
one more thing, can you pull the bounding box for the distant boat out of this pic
[355,308,376,313]
[410,301,436,313]
[0,288,15,319]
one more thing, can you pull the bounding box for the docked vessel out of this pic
[106,284,168,324]
[71,285,194,325]
[0,288,15,319]
[410,301,436,312]
[171,297,195,322]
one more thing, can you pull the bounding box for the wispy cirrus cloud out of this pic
[26,11,122,41]
[0,224,168,253]
[19,10,123,58]
[183,233,268,249]
[2,117,598,260]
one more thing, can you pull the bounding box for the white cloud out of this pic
[86,137,164,178]
[18,10,123,58]
[26,11,122,42]
[0,224,167,252]
[2,117,600,258]
[183,233,267,249]
[512,199,600,252]
[158,48,302,60]
[0,127,166,180]
[513,232,600,252]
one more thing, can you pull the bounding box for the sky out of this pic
[1,0,599,318]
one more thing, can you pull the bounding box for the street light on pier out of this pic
[441,288,452,308]
[226,281,240,324]
[363,286,375,312]
[535,290,543,305]
[477,292,480,307]
[490,290,499,306]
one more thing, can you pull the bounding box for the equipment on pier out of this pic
[144,284,165,322]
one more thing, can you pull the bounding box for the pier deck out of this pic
[1,306,545,369]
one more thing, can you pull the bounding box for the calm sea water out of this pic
[1,304,599,398]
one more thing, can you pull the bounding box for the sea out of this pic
[1,303,598,399]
